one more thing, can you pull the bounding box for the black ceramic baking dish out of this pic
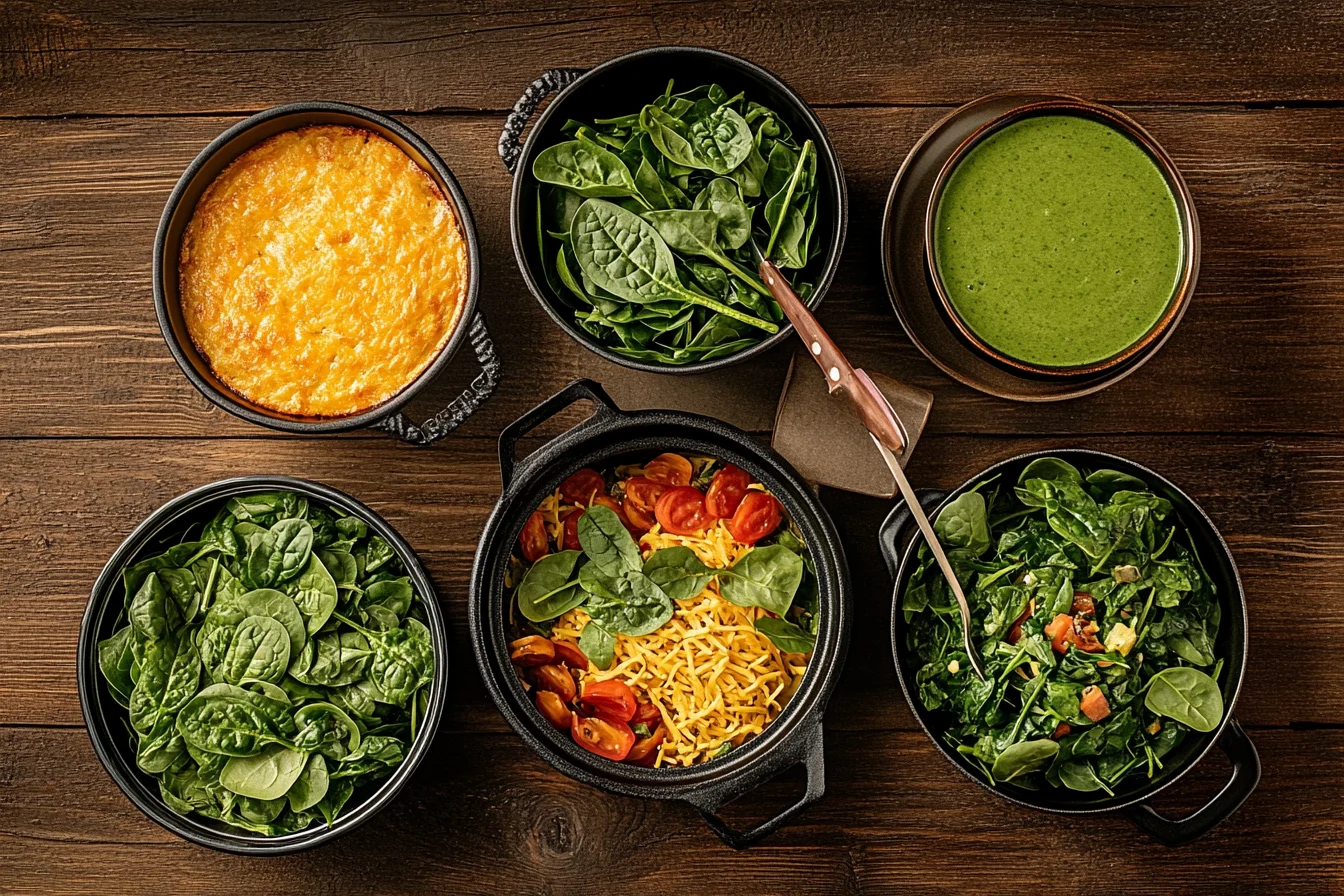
[497,46,849,375]
[77,476,449,855]
[881,450,1258,846]
[153,101,499,444]
[469,380,851,848]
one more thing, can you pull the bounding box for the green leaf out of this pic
[579,622,616,671]
[720,545,804,615]
[516,550,586,622]
[754,616,816,653]
[221,744,308,801]
[582,570,673,636]
[934,492,991,556]
[532,140,642,200]
[1145,667,1224,732]
[640,104,753,174]
[287,753,330,813]
[642,546,714,602]
[577,505,642,577]
[991,739,1059,782]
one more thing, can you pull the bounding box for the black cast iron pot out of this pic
[469,380,851,848]
[154,101,499,444]
[78,476,449,854]
[881,450,1258,846]
[498,46,849,375]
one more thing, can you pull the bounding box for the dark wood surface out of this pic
[2,3,1342,893]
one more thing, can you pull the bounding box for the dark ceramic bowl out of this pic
[77,476,449,855]
[881,450,1258,846]
[923,97,1200,378]
[469,380,851,848]
[498,47,848,375]
[153,101,498,444]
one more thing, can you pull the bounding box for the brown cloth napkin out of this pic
[771,346,934,497]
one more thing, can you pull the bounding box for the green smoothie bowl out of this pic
[924,97,1199,377]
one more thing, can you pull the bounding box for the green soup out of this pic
[933,113,1183,369]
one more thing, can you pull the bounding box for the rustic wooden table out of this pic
[3,2,1343,893]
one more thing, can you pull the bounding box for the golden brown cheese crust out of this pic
[179,125,468,417]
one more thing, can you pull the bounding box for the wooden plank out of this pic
[0,725,1339,895]
[2,1,1344,116]
[3,434,1340,729]
[3,107,1344,437]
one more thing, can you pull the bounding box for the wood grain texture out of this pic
[1,726,1340,895]
[1,0,1343,116]
[3,106,1344,437]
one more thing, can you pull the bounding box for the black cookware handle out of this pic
[877,489,948,578]
[686,726,826,850]
[1125,717,1260,846]
[497,379,620,488]
[498,68,588,174]
[372,312,500,445]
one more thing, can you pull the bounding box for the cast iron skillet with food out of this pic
[498,46,847,374]
[881,450,1257,846]
[78,476,448,854]
[470,380,850,848]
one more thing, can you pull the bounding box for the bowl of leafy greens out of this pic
[499,46,847,373]
[881,451,1258,846]
[78,476,446,854]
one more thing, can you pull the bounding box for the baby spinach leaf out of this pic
[220,616,292,686]
[642,546,714,601]
[934,492,991,556]
[719,545,804,615]
[577,505,642,577]
[1057,759,1108,792]
[516,549,586,622]
[991,739,1059,782]
[129,573,182,641]
[287,753,330,813]
[247,519,314,589]
[220,744,308,801]
[581,570,673,637]
[293,702,362,755]
[533,140,643,201]
[640,209,771,298]
[579,622,616,671]
[292,553,338,635]
[1145,667,1224,732]
[692,177,753,249]
[176,683,298,757]
[754,616,816,654]
[640,103,753,174]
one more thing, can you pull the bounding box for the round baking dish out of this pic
[78,475,449,854]
[881,450,1257,846]
[469,380,851,848]
[153,102,498,443]
[497,47,848,375]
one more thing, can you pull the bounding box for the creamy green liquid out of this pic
[933,114,1183,368]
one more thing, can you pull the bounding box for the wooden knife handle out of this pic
[759,259,907,454]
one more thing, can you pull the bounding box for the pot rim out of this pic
[77,474,449,854]
[506,45,849,376]
[922,96,1201,378]
[887,448,1246,814]
[152,101,482,432]
[469,401,850,797]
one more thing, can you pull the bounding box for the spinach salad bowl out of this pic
[77,476,448,855]
[498,46,848,373]
[881,450,1258,846]
[469,380,851,848]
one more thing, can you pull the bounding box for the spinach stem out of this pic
[1006,672,1049,746]
[678,287,779,333]
[765,140,812,258]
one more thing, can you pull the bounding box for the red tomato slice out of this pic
[550,640,589,669]
[519,511,550,562]
[621,477,667,531]
[571,714,635,761]
[726,491,782,545]
[632,701,662,728]
[590,496,642,537]
[535,690,573,730]
[561,509,582,551]
[509,636,555,667]
[643,453,693,486]
[560,468,607,505]
[655,486,713,536]
[704,465,752,519]
[579,679,637,723]
[532,664,577,703]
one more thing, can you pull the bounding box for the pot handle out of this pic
[372,312,500,445]
[877,489,948,578]
[497,378,621,487]
[685,726,826,850]
[1125,717,1260,846]
[498,68,588,174]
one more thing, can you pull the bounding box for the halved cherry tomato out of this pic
[1072,591,1096,616]
[1051,722,1072,740]
[551,640,589,669]
[1080,685,1111,722]
[509,636,555,666]
[532,663,577,703]
[519,511,549,563]
[632,701,662,729]
[560,468,607,505]
[726,491,782,545]
[627,724,667,766]
[704,465,752,519]
[621,477,667,531]
[571,713,635,761]
[655,486,713,536]
[561,509,582,551]
[579,679,637,723]
[535,690,573,729]
[1044,613,1076,654]
[589,495,642,536]
[643,453,692,486]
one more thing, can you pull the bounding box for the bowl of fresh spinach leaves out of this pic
[881,451,1259,846]
[78,476,447,854]
[499,47,847,373]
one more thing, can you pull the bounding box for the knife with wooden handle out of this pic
[758,259,987,681]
